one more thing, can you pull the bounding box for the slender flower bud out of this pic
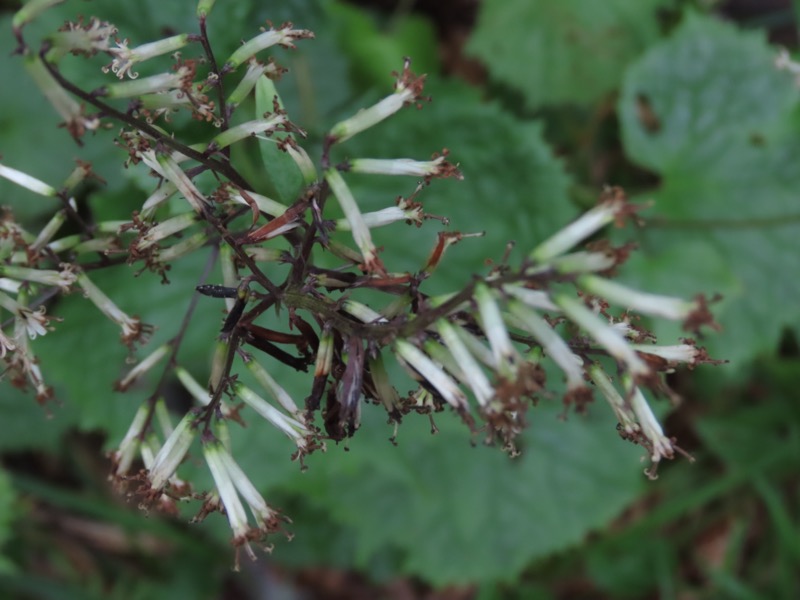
[530,192,628,263]
[394,340,469,411]
[24,54,100,140]
[111,403,150,476]
[226,24,314,69]
[235,383,310,451]
[335,203,423,231]
[208,339,229,395]
[197,0,217,17]
[555,294,650,378]
[0,162,57,197]
[474,283,519,376]
[0,264,76,292]
[507,301,586,393]
[588,364,639,435]
[140,182,177,218]
[577,275,700,322]
[156,231,207,262]
[341,299,388,324]
[210,114,288,151]
[329,59,426,143]
[115,343,171,391]
[77,272,149,345]
[149,411,197,490]
[0,328,17,358]
[202,439,284,567]
[347,155,462,180]
[624,375,676,470]
[31,205,71,252]
[366,352,402,418]
[227,60,273,107]
[135,212,198,250]
[219,244,237,312]
[175,366,212,405]
[156,154,207,213]
[325,168,384,273]
[502,284,559,312]
[229,189,287,218]
[285,143,317,184]
[525,251,616,275]
[245,358,301,416]
[103,33,191,80]
[629,343,705,366]
[436,320,493,407]
[13,0,66,33]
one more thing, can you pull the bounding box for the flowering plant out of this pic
[2,0,722,568]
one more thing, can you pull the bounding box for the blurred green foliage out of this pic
[1,0,800,598]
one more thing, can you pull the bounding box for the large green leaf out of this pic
[467,0,666,110]
[618,13,800,365]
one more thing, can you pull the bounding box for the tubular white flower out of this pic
[140,182,177,218]
[229,190,287,218]
[235,383,310,449]
[216,446,279,531]
[587,364,639,434]
[341,299,388,324]
[245,359,301,416]
[555,294,650,378]
[156,231,207,262]
[226,60,272,107]
[285,143,317,184]
[630,344,701,365]
[502,284,559,312]
[104,33,191,79]
[116,343,170,391]
[157,154,207,213]
[210,114,288,150]
[202,440,254,562]
[77,273,144,342]
[0,264,76,292]
[436,320,493,407]
[31,206,70,252]
[226,25,314,69]
[136,212,197,250]
[0,328,17,358]
[112,403,150,475]
[578,275,698,321]
[530,200,624,263]
[394,340,469,411]
[24,54,100,138]
[329,60,424,143]
[474,283,518,375]
[348,156,457,178]
[508,300,585,391]
[175,366,212,405]
[627,380,675,464]
[325,167,382,270]
[149,411,197,490]
[0,163,57,197]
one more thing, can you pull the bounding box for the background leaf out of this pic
[467,0,667,110]
[618,13,800,365]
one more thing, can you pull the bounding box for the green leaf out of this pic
[279,399,645,585]
[467,0,667,110]
[327,0,439,90]
[619,12,797,173]
[618,13,800,364]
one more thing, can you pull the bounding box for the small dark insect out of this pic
[196,284,238,298]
